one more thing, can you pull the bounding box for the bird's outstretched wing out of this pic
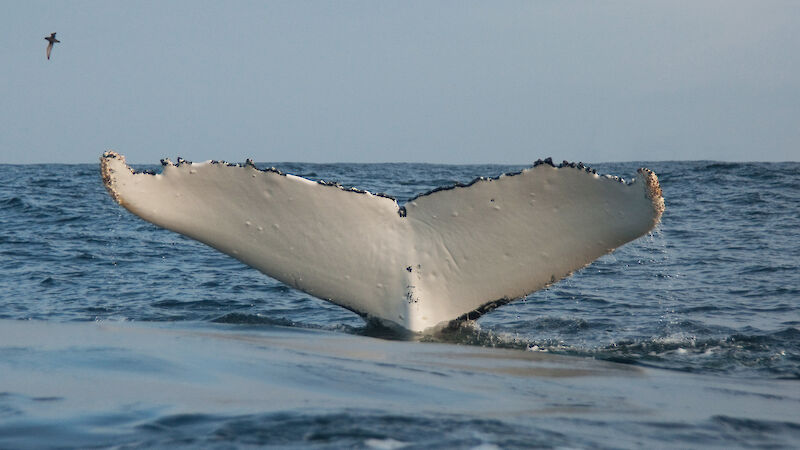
[46,42,52,60]
[100,151,663,332]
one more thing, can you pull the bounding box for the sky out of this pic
[1,1,798,164]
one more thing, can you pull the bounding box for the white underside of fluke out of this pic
[100,152,664,332]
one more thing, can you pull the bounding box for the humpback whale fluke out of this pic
[44,32,60,60]
[100,151,664,332]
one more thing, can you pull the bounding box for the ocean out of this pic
[0,160,798,448]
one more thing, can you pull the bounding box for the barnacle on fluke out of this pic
[100,150,663,332]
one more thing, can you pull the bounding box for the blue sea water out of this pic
[0,160,798,448]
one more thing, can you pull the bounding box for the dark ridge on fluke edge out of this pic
[404,157,633,204]
[111,151,649,220]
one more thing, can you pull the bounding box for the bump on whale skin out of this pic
[100,150,663,333]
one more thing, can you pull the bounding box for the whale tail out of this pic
[100,151,663,332]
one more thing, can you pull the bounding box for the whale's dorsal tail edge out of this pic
[100,151,663,332]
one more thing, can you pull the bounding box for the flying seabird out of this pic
[44,32,60,60]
